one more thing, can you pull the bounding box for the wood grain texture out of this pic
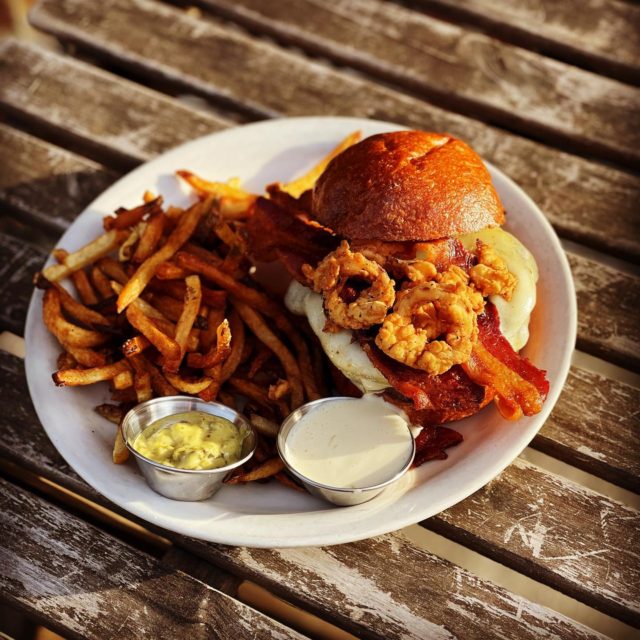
[0,123,118,232]
[0,477,305,640]
[537,367,640,493]
[410,0,640,84]
[0,349,633,630]
[0,39,230,169]
[569,251,640,371]
[424,457,640,626]
[195,0,640,167]
[26,1,640,262]
[0,234,46,334]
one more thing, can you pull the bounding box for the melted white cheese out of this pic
[283,395,413,488]
[458,228,538,351]
[285,227,538,389]
[285,281,389,392]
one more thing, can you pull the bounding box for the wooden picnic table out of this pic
[0,0,638,638]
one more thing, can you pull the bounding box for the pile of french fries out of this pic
[35,134,361,489]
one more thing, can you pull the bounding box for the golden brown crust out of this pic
[312,131,505,241]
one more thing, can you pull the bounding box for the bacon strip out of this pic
[462,303,548,420]
[360,336,491,425]
[413,425,463,467]
[246,197,339,278]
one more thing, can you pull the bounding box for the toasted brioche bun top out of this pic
[312,131,505,241]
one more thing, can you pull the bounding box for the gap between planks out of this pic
[0,456,355,640]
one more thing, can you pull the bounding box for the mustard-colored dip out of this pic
[133,411,244,470]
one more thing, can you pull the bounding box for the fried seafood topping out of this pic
[375,266,484,376]
[469,240,517,300]
[302,241,396,331]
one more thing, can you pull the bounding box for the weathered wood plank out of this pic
[25,3,640,262]
[424,457,640,626]
[537,367,640,493]
[569,251,640,371]
[410,0,640,85]
[0,349,634,630]
[0,233,46,334]
[194,0,640,167]
[0,39,230,169]
[0,477,305,640]
[0,123,118,232]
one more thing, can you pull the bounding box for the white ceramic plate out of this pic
[25,117,576,548]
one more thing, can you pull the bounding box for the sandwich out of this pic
[247,130,549,464]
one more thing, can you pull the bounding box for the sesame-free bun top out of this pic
[312,131,505,241]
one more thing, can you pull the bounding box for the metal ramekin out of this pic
[277,396,416,507]
[121,396,256,501]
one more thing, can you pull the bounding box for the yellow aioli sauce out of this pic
[133,411,245,470]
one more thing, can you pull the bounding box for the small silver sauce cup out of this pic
[121,396,256,501]
[277,397,416,507]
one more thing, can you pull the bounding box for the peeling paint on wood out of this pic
[410,0,640,84]
[535,368,640,492]
[0,234,46,334]
[196,0,640,167]
[0,123,118,232]
[568,251,640,370]
[0,39,231,169]
[425,458,640,626]
[24,2,640,261]
[0,477,305,640]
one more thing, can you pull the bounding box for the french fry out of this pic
[225,457,284,484]
[122,335,151,357]
[249,413,279,438]
[53,360,130,387]
[95,403,126,424]
[219,310,245,382]
[52,282,110,329]
[112,369,134,390]
[247,344,272,378]
[187,318,231,369]
[119,222,144,261]
[176,170,256,218]
[103,196,162,231]
[154,261,190,280]
[73,269,99,305]
[98,257,129,284]
[199,308,225,352]
[63,344,108,368]
[129,354,153,403]
[146,294,184,322]
[133,211,165,263]
[175,251,281,317]
[281,130,361,197]
[228,376,273,409]
[43,289,109,349]
[126,305,181,364]
[268,378,291,401]
[90,266,114,299]
[171,275,202,367]
[43,230,129,282]
[233,301,304,408]
[57,351,77,370]
[147,363,179,396]
[113,427,130,464]
[117,197,212,313]
[54,249,99,305]
[164,372,213,394]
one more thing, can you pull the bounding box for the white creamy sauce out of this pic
[283,395,413,488]
[284,227,538,389]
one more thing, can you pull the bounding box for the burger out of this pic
[248,131,549,464]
